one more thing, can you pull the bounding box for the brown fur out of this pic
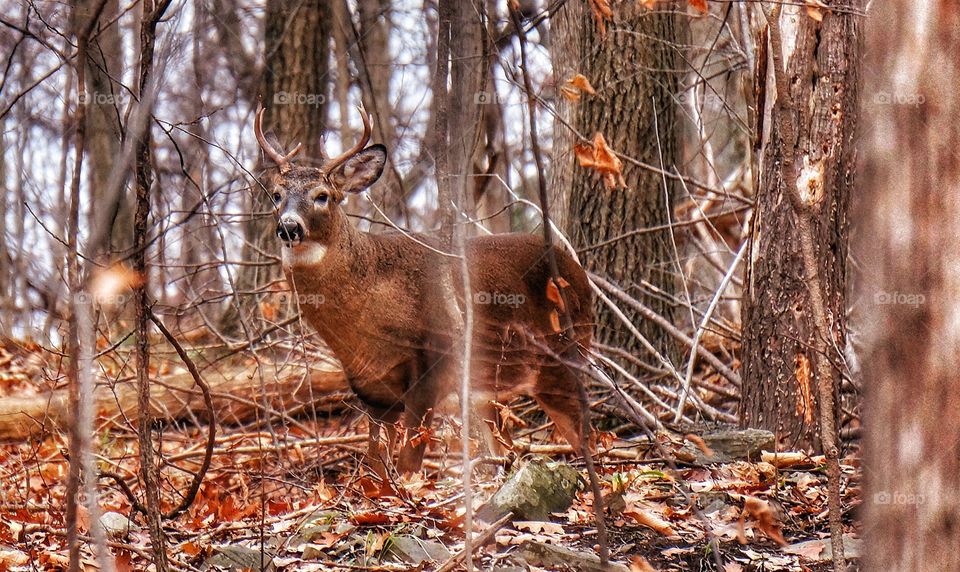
[263,149,594,474]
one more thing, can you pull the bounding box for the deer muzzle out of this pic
[276,215,305,245]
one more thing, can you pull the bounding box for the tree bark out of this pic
[739,2,860,453]
[550,2,680,375]
[860,3,960,570]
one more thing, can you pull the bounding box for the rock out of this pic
[385,535,452,565]
[477,458,580,522]
[98,511,134,538]
[784,534,862,562]
[515,541,629,572]
[203,544,276,571]
[681,428,775,463]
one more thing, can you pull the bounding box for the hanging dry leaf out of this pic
[794,353,815,425]
[549,310,562,333]
[575,132,627,189]
[566,73,596,96]
[688,0,708,15]
[589,0,614,37]
[805,0,829,21]
[546,278,566,312]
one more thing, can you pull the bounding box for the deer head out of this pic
[255,103,387,260]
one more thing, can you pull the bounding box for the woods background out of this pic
[0,0,949,570]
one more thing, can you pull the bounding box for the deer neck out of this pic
[282,211,371,299]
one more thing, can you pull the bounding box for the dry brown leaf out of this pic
[546,278,566,312]
[574,132,626,189]
[639,0,658,9]
[566,73,596,96]
[688,0,708,14]
[624,507,677,537]
[549,310,562,333]
[742,496,787,545]
[805,0,828,21]
[560,85,582,102]
[723,562,745,572]
[589,0,614,37]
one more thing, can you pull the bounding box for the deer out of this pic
[254,104,596,476]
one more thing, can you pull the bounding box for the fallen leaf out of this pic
[630,555,658,571]
[624,507,677,537]
[741,496,787,545]
[685,433,714,458]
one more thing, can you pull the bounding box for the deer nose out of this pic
[276,217,304,244]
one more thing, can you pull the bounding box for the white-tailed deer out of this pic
[255,105,595,475]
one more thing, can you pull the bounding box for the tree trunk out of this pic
[224,0,331,337]
[550,2,680,375]
[860,3,960,570]
[74,0,129,255]
[739,2,860,452]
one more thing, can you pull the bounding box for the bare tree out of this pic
[549,2,681,377]
[739,2,860,457]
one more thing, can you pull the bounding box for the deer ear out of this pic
[329,144,387,194]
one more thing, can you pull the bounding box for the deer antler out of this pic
[323,104,372,176]
[254,102,302,174]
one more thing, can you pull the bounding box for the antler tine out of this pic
[324,104,373,176]
[254,102,303,174]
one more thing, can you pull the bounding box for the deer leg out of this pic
[396,361,440,475]
[533,365,590,453]
[365,409,400,482]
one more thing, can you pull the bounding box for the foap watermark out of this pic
[873,491,925,506]
[473,291,525,307]
[278,292,327,308]
[873,90,925,107]
[77,92,129,106]
[874,290,925,307]
[274,91,326,108]
[474,90,505,105]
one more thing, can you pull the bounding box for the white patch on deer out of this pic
[282,242,327,270]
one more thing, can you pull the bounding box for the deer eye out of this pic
[272,192,282,204]
[314,193,329,205]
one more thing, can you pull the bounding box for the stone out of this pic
[476,458,581,522]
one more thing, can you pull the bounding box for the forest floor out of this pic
[0,342,862,571]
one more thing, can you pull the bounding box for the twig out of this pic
[435,512,513,572]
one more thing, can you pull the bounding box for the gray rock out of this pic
[477,458,581,522]
[515,540,629,572]
[385,535,452,565]
[97,511,134,538]
[203,544,276,571]
[785,534,862,562]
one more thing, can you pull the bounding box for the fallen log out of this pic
[0,342,349,441]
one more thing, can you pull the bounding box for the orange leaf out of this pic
[565,73,596,96]
[546,279,566,312]
[350,512,392,526]
[688,0,708,14]
[630,556,659,572]
[639,0,658,8]
[549,310,562,333]
[589,0,613,37]
[575,133,626,189]
[794,353,815,425]
[560,85,582,102]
